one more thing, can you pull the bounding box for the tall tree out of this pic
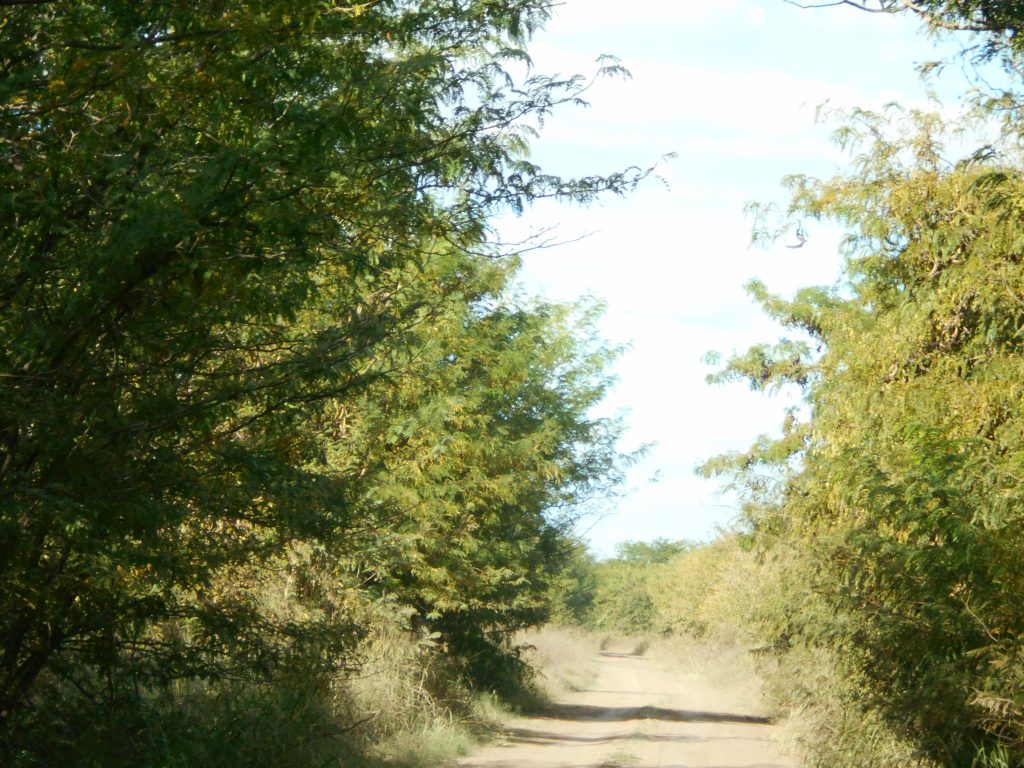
[0,0,644,724]
[315,246,632,690]
[713,100,1024,764]
[788,1,1024,58]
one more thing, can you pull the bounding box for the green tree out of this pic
[325,249,631,690]
[712,100,1024,764]
[545,540,599,626]
[615,538,693,564]
[792,1,1024,63]
[0,0,645,729]
[584,541,691,634]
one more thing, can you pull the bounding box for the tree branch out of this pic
[783,0,1002,32]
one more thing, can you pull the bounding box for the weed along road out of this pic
[460,644,794,768]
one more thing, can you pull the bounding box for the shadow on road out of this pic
[539,703,772,726]
[502,727,768,747]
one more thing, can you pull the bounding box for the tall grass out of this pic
[639,535,947,768]
[7,626,507,768]
[347,616,510,764]
[517,625,601,698]
[5,568,518,768]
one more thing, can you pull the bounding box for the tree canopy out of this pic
[709,10,1024,762]
[0,1,643,754]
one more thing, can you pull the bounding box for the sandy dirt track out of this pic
[459,648,795,768]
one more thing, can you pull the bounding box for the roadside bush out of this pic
[649,534,760,642]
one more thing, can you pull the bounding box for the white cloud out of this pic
[548,0,746,29]
[498,0,967,553]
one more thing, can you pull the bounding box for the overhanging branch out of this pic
[783,0,1003,33]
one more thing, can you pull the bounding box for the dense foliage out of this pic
[0,1,642,763]
[546,538,698,635]
[705,4,1024,765]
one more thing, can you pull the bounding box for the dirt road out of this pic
[460,647,795,768]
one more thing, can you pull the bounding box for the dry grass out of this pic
[517,626,601,696]
[339,610,517,765]
[650,634,774,719]
[517,627,659,700]
[764,645,941,768]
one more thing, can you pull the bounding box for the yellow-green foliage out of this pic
[768,645,941,768]
[578,539,691,634]
[13,565,505,768]
[707,95,1024,766]
[638,533,943,767]
[345,609,503,765]
[589,559,658,632]
[0,4,643,761]
[649,535,760,643]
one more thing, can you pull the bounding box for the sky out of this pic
[498,0,981,556]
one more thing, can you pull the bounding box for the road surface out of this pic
[460,647,795,768]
